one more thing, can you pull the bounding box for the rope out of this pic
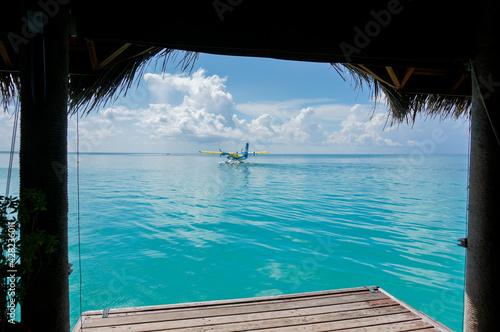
[76,109,84,329]
[461,115,472,331]
[5,98,20,198]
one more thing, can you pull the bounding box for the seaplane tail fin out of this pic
[244,143,249,153]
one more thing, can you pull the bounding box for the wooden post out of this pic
[464,1,500,331]
[19,2,70,331]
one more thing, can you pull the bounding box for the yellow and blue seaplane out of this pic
[200,143,268,163]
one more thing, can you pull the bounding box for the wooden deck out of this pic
[73,286,452,332]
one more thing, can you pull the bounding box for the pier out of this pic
[73,286,451,331]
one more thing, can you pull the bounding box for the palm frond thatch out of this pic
[69,48,198,115]
[2,49,470,123]
[331,63,471,125]
[0,47,198,115]
[1,72,19,112]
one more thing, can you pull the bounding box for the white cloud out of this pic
[137,103,241,140]
[144,69,235,123]
[275,107,327,144]
[138,69,240,141]
[68,114,123,152]
[138,70,330,145]
[326,104,401,146]
[100,106,139,121]
[312,103,359,122]
[234,107,327,144]
[236,98,331,116]
[63,68,469,154]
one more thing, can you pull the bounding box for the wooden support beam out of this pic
[99,43,132,68]
[400,67,415,89]
[86,41,133,70]
[86,40,99,70]
[385,66,400,88]
[413,68,448,76]
[0,41,13,68]
[131,46,156,59]
[450,74,468,94]
[87,40,99,70]
[356,64,397,88]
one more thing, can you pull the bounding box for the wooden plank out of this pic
[81,287,376,317]
[378,288,452,332]
[356,64,397,88]
[450,74,468,94]
[385,66,401,88]
[71,316,86,332]
[72,287,453,332]
[86,40,99,71]
[80,307,412,332]
[400,67,415,89]
[98,43,132,68]
[82,292,390,328]
[87,298,394,327]
[0,41,12,68]
[169,312,419,332]
[337,320,436,331]
[87,301,398,329]
[412,68,448,76]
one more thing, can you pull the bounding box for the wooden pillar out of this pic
[465,1,500,331]
[19,2,70,331]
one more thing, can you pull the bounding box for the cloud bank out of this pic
[68,68,469,153]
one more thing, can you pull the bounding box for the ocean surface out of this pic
[1,153,468,331]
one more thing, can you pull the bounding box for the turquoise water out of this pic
[1,153,468,331]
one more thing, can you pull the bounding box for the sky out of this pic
[0,53,470,154]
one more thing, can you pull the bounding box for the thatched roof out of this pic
[0,47,471,124]
[0,39,198,114]
[67,44,198,115]
[0,1,474,121]
[0,72,18,111]
[332,63,471,124]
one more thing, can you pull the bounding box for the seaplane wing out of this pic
[200,143,268,162]
[198,151,242,157]
[199,151,224,155]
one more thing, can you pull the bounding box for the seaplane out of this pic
[200,143,268,163]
